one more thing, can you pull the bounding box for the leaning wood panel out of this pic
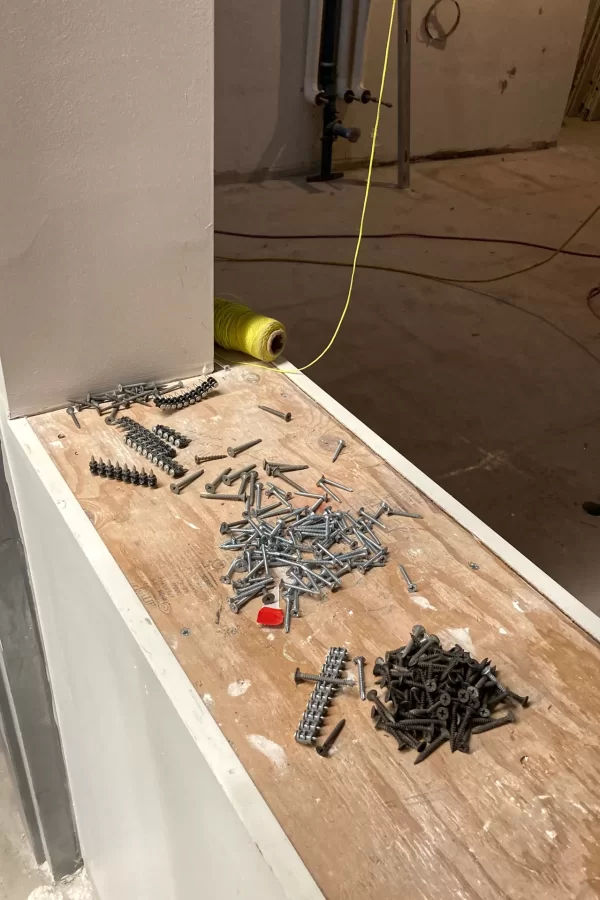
[30,367,600,900]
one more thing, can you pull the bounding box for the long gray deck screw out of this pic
[205,467,231,493]
[414,729,450,765]
[275,471,305,492]
[258,405,292,422]
[227,438,262,458]
[66,406,81,429]
[471,711,515,734]
[332,440,345,463]
[294,668,355,687]
[399,564,418,593]
[170,468,204,495]
[316,718,346,757]
[353,656,367,700]
[223,463,257,485]
[199,492,245,500]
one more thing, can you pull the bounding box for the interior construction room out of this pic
[1,1,600,898]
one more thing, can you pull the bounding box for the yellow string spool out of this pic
[214,297,287,362]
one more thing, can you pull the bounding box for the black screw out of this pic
[471,711,515,734]
[414,729,450,765]
[315,718,346,757]
[181,627,191,636]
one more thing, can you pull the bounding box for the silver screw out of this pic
[332,439,345,463]
[294,668,355,687]
[321,476,353,493]
[227,438,262,458]
[258,405,292,422]
[284,595,293,633]
[170,468,204,495]
[353,656,367,700]
[399,564,418,593]
[66,406,81,429]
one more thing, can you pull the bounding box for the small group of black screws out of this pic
[154,377,217,411]
[370,625,528,763]
[117,418,187,478]
[152,425,191,447]
[89,457,157,487]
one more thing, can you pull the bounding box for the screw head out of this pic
[181,628,191,637]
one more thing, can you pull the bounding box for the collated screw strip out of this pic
[89,457,157,487]
[152,424,191,447]
[154,377,217,411]
[295,648,348,746]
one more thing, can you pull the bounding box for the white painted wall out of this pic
[0,0,215,417]
[215,0,589,178]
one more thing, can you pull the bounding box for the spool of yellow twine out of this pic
[214,297,287,362]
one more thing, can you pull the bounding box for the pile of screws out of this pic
[295,648,350,746]
[89,457,157,487]
[152,424,191,447]
[370,626,528,763]
[66,380,186,427]
[220,492,390,625]
[117,418,187,478]
[154,377,217,411]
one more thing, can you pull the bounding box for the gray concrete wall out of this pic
[215,0,590,178]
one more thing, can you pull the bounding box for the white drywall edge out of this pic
[276,362,600,644]
[7,415,323,900]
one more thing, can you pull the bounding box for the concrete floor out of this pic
[0,738,92,899]
[216,119,600,614]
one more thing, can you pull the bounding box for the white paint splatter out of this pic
[483,821,491,832]
[499,627,508,635]
[348,610,353,616]
[439,627,474,654]
[571,801,587,814]
[228,679,251,697]
[247,734,287,771]
[49,440,64,448]
[267,633,275,641]
[282,648,295,662]
[545,830,557,841]
[513,600,525,613]
[28,867,94,900]
[411,595,437,611]
[202,693,215,708]
[56,500,66,510]
[537,795,551,800]
[186,521,199,530]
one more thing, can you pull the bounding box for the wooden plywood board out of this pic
[30,367,600,900]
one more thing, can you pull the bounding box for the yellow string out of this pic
[218,0,397,374]
[214,297,286,362]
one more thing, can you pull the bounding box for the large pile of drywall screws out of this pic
[218,472,399,626]
[370,625,529,763]
[89,457,157,487]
